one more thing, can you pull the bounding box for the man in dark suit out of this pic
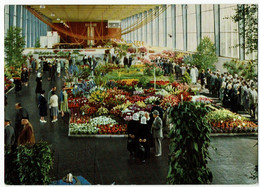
[152,110,163,157]
[5,119,15,146]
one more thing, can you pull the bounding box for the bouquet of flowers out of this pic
[160,95,180,110]
[144,96,161,104]
[90,116,118,126]
[97,107,109,116]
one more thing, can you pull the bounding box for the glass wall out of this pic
[176,4,183,51]
[187,4,197,52]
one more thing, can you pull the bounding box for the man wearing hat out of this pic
[137,116,150,163]
[152,110,163,157]
[5,118,15,146]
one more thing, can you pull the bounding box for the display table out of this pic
[51,176,91,185]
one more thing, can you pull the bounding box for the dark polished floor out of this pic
[5,70,258,184]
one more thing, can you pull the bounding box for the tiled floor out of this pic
[4,71,258,184]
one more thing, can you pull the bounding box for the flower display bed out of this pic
[65,61,257,137]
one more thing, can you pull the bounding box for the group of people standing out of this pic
[127,109,163,163]
[5,103,35,147]
[201,69,258,118]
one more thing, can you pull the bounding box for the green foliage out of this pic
[4,26,26,68]
[181,72,191,84]
[138,76,150,87]
[192,36,218,71]
[169,74,175,83]
[5,142,54,185]
[35,38,41,48]
[223,59,257,80]
[232,5,258,57]
[167,102,213,184]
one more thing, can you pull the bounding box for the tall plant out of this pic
[35,37,41,48]
[167,102,213,184]
[5,142,54,185]
[4,26,26,68]
[192,36,218,71]
[232,5,258,58]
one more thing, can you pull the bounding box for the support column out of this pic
[171,5,176,49]
[136,14,138,42]
[195,5,202,46]
[16,5,21,28]
[150,9,153,46]
[4,5,10,37]
[238,4,245,60]
[145,11,148,44]
[164,5,167,47]
[22,6,26,39]
[9,5,14,28]
[132,16,134,42]
[182,5,188,51]
[27,11,31,47]
[156,6,160,46]
[213,5,220,56]
[31,15,35,47]
[140,13,143,42]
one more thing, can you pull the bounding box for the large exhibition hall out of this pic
[3,4,258,185]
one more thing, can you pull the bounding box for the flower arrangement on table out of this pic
[150,80,170,87]
[139,46,147,53]
[88,88,109,103]
[133,87,144,95]
[69,116,127,135]
[160,95,180,110]
[206,109,257,133]
[135,101,147,108]
[116,79,139,89]
[144,96,161,105]
[192,95,213,104]
[155,89,170,97]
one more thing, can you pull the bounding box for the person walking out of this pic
[57,60,61,77]
[38,90,47,123]
[152,110,163,157]
[48,86,57,119]
[18,117,35,145]
[49,91,59,123]
[35,72,42,97]
[5,118,15,146]
[21,68,29,86]
[60,86,69,118]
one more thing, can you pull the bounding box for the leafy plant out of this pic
[167,102,213,184]
[138,76,150,87]
[231,5,258,58]
[169,74,175,83]
[35,37,41,48]
[5,142,54,185]
[4,26,26,68]
[192,36,218,71]
[223,59,257,80]
[181,72,191,84]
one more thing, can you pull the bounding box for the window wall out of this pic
[4,5,49,48]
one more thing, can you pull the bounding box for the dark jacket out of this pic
[138,124,150,140]
[39,95,47,117]
[5,125,15,145]
[127,120,138,137]
[35,77,42,94]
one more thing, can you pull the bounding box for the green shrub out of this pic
[5,142,54,185]
[167,102,212,184]
[139,76,150,87]
[169,74,175,83]
[181,72,191,84]
[192,36,218,71]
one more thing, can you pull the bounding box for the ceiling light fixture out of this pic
[51,13,55,17]
[40,5,45,9]
[57,18,60,21]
